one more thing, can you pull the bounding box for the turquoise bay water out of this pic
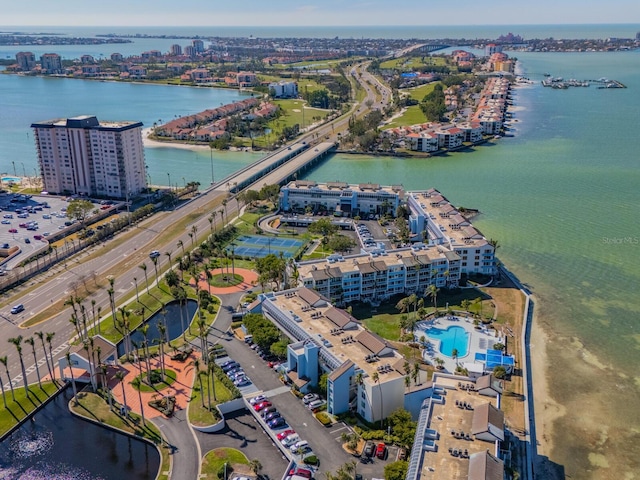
[425,325,469,357]
[1,32,639,477]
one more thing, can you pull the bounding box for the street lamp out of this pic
[209,145,215,185]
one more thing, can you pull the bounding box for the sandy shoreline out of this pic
[142,128,211,151]
[530,314,566,476]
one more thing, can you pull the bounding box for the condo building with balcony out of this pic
[31,115,146,199]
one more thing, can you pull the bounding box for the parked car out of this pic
[307,399,326,411]
[289,468,313,479]
[302,393,319,405]
[277,429,295,441]
[364,442,375,457]
[281,434,300,447]
[1,220,10,225]
[234,377,251,387]
[222,362,239,372]
[250,395,268,406]
[268,417,286,429]
[290,440,309,453]
[8,228,17,233]
[265,411,281,422]
[260,406,277,418]
[254,401,272,412]
[10,304,24,314]
[376,443,387,460]
[397,447,407,460]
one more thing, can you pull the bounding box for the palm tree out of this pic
[0,356,15,402]
[177,239,185,257]
[139,263,149,293]
[35,331,53,382]
[426,284,439,310]
[188,358,205,408]
[404,374,411,392]
[461,299,471,313]
[25,337,42,388]
[197,318,210,365]
[219,208,225,228]
[8,336,29,395]
[65,350,78,405]
[191,225,198,247]
[157,322,168,379]
[474,297,483,317]
[140,324,152,384]
[130,377,146,426]
[151,256,160,288]
[204,269,213,295]
[107,286,117,330]
[207,355,217,402]
[249,459,262,476]
[412,363,421,385]
[46,332,56,380]
[222,199,228,224]
[165,250,172,267]
[0,368,7,408]
[133,277,140,303]
[210,211,217,234]
[115,370,128,415]
[372,371,383,427]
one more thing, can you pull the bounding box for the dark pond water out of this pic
[117,299,198,357]
[0,387,160,479]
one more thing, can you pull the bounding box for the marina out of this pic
[542,76,626,89]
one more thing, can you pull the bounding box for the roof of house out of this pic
[476,374,503,394]
[324,307,357,329]
[328,359,354,382]
[297,287,325,306]
[471,403,504,436]
[356,330,388,355]
[468,450,505,480]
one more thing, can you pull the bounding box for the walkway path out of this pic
[189,267,258,295]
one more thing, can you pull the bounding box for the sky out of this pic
[2,0,639,27]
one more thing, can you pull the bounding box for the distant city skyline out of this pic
[2,0,639,28]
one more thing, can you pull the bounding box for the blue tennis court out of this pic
[230,235,304,259]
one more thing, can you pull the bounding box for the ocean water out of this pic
[307,50,640,478]
[0,25,639,478]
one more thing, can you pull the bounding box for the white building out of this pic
[269,81,299,98]
[31,115,147,199]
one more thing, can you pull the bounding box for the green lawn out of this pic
[189,373,236,426]
[71,391,171,480]
[209,273,243,287]
[384,105,427,129]
[201,447,249,478]
[0,381,60,437]
[379,55,449,71]
[407,82,440,101]
[133,369,177,393]
[352,302,404,341]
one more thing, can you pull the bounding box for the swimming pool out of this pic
[425,325,469,357]
[1,176,21,183]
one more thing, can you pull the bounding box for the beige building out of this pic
[32,115,146,199]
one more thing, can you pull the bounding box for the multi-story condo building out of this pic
[110,53,124,62]
[269,80,299,98]
[184,45,197,57]
[169,44,182,56]
[295,245,461,305]
[258,287,430,422]
[279,181,403,218]
[192,39,205,53]
[31,115,146,199]
[39,53,63,74]
[15,51,36,71]
[406,189,496,276]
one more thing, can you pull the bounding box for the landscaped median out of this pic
[201,447,259,480]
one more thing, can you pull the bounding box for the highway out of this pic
[0,57,395,393]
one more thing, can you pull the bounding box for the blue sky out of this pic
[2,0,639,26]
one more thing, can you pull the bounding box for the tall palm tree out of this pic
[65,350,78,405]
[107,286,117,329]
[219,208,225,228]
[8,336,29,395]
[210,211,217,234]
[426,284,439,310]
[130,377,146,426]
[151,256,160,288]
[140,324,152,384]
[46,332,56,380]
[139,263,149,293]
[222,199,228,224]
[204,268,213,295]
[207,354,217,403]
[188,358,206,408]
[82,340,96,391]
[25,337,42,388]
[165,250,172,267]
[404,374,411,392]
[177,239,185,257]
[115,370,128,415]
[197,318,210,365]
[412,363,420,386]
[0,356,15,402]
[371,371,383,428]
[157,323,167,380]
[249,459,262,476]
[0,368,7,408]
[69,314,81,340]
[191,224,198,245]
[35,331,53,382]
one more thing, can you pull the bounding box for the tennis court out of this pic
[230,235,304,259]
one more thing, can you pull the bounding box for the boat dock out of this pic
[542,76,627,89]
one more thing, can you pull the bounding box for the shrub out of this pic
[315,411,332,426]
[303,455,319,466]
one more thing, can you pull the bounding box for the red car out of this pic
[289,468,312,479]
[253,401,272,412]
[376,443,387,459]
[8,228,17,233]
[277,429,295,441]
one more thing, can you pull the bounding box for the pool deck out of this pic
[417,316,504,373]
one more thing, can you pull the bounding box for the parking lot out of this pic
[218,333,397,480]
[0,192,115,269]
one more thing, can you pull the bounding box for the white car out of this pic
[281,434,300,447]
[249,394,267,406]
[290,440,309,452]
